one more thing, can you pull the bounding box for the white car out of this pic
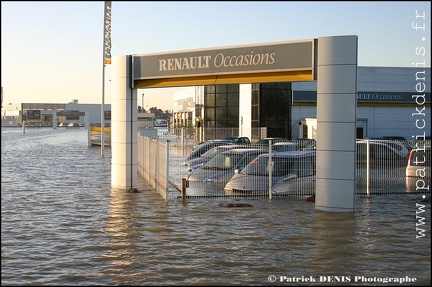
[184,144,256,172]
[224,150,316,196]
[356,139,409,168]
[186,148,268,185]
[406,146,431,192]
[271,142,300,152]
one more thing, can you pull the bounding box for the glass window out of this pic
[227,84,239,93]
[227,94,239,106]
[215,93,227,107]
[216,85,227,93]
[205,94,215,106]
[205,108,215,121]
[242,157,269,175]
[205,121,215,128]
[205,85,215,94]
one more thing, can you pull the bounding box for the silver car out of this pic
[224,150,316,196]
[406,146,431,192]
[271,142,300,152]
[356,139,409,168]
[186,148,268,185]
[184,144,257,172]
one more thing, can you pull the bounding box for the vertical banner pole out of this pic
[101,1,112,156]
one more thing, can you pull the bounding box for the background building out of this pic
[1,103,111,127]
[172,66,431,142]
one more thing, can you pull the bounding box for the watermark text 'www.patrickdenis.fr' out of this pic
[416,200,427,239]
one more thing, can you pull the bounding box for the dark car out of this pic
[184,140,234,162]
[223,136,251,145]
[292,138,316,149]
[191,139,234,151]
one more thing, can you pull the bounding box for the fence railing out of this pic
[139,128,430,200]
[137,135,169,200]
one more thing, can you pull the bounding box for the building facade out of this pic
[172,66,430,142]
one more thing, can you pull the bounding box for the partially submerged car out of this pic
[224,150,316,196]
[184,140,234,163]
[184,144,256,172]
[406,146,431,192]
[356,139,409,168]
[271,142,300,152]
[255,137,289,149]
[186,148,268,185]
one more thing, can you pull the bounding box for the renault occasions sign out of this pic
[132,39,316,80]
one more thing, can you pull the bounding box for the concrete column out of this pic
[111,55,138,189]
[52,110,57,129]
[315,35,358,212]
[84,112,89,129]
[239,84,252,140]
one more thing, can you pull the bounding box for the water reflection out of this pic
[311,212,357,275]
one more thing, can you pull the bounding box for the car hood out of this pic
[184,157,207,166]
[186,167,234,184]
[225,173,272,192]
[224,172,301,192]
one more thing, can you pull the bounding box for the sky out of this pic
[1,1,431,111]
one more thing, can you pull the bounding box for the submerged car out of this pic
[223,136,251,145]
[271,142,300,152]
[406,146,431,192]
[184,144,256,172]
[224,150,316,196]
[356,139,409,167]
[255,137,289,149]
[186,148,268,185]
[184,140,234,163]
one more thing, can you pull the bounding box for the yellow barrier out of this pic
[90,126,111,133]
[89,126,111,146]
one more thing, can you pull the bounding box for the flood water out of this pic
[1,127,430,285]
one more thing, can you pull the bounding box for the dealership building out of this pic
[173,66,431,142]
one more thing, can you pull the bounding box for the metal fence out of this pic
[140,128,431,201]
[137,136,169,200]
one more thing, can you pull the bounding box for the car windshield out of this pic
[240,157,297,176]
[200,146,231,159]
[202,153,242,170]
[272,143,298,152]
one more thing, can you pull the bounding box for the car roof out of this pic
[201,140,233,145]
[411,146,431,151]
[220,148,266,154]
[224,136,249,140]
[357,139,398,144]
[272,142,298,145]
[217,144,253,148]
[257,150,315,158]
[259,137,287,140]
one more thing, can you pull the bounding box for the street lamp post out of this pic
[141,93,145,112]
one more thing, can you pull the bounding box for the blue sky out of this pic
[1,1,430,110]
